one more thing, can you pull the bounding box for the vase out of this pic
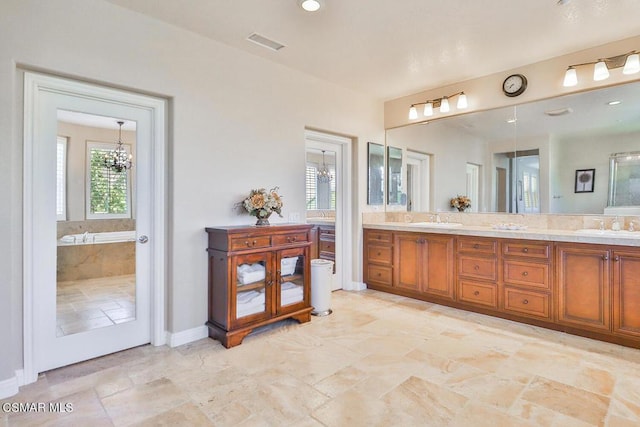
[256,214,271,226]
[457,207,465,212]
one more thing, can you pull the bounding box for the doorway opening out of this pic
[406,150,431,212]
[305,130,353,291]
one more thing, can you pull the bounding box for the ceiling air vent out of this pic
[544,107,573,117]
[246,33,286,51]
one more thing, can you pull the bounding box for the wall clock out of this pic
[502,74,528,97]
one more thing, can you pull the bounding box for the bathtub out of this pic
[57,230,136,281]
[58,230,136,245]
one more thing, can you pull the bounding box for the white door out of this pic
[27,76,160,373]
[305,130,352,291]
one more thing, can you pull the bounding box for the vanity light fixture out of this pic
[103,121,132,172]
[317,150,332,183]
[299,0,321,12]
[563,51,640,87]
[408,91,467,120]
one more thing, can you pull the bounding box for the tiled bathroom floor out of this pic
[56,274,136,336]
[4,289,640,426]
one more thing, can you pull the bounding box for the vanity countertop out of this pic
[306,218,336,225]
[364,222,640,247]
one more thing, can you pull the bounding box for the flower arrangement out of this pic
[238,187,283,225]
[450,195,471,212]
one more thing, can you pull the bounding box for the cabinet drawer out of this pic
[503,241,551,260]
[366,230,393,244]
[458,280,498,308]
[457,238,497,255]
[273,232,309,246]
[319,227,335,237]
[503,287,551,320]
[366,265,392,286]
[367,245,392,265]
[503,260,550,289]
[319,240,335,254]
[458,255,497,281]
[230,236,272,251]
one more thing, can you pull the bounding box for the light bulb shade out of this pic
[409,106,418,120]
[440,97,450,113]
[563,67,578,87]
[456,93,468,109]
[423,102,433,116]
[623,53,640,75]
[299,0,321,11]
[593,61,610,81]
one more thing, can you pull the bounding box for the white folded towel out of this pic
[237,263,266,285]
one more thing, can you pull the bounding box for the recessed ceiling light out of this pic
[557,0,571,5]
[299,0,321,12]
[608,100,622,106]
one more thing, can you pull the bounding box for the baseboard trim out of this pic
[347,281,367,291]
[166,325,208,348]
[0,373,19,399]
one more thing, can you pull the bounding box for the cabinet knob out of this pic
[287,236,297,242]
[522,271,528,277]
[377,272,382,277]
[473,291,480,296]
[377,252,381,256]
[603,254,609,261]
[522,247,529,253]
[522,299,529,305]
[473,244,479,249]
[474,265,480,271]
[614,255,620,262]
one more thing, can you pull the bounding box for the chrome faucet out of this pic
[593,218,605,231]
[82,231,89,243]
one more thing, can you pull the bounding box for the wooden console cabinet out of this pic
[364,228,640,348]
[205,224,313,348]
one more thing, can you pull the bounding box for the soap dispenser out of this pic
[611,216,621,231]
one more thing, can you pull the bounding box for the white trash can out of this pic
[310,259,334,316]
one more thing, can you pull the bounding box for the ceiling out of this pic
[105,0,640,101]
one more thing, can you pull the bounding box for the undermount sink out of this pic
[410,222,463,228]
[574,229,639,238]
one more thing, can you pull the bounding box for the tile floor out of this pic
[56,275,136,336]
[4,289,640,426]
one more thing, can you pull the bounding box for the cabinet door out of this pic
[394,233,422,291]
[422,236,455,300]
[613,250,640,338]
[557,244,610,332]
[230,252,273,328]
[276,246,308,315]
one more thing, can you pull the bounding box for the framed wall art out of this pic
[575,168,595,193]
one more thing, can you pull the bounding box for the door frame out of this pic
[22,72,167,385]
[305,129,354,291]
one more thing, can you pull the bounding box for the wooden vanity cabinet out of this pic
[502,240,552,321]
[205,224,313,348]
[318,225,336,273]
[363,229,393,288]
[456,237,499,309]
[394,232,455,300]
[612,250,640,338]
[556,243,611,332]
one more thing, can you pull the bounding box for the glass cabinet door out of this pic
[231,252,272,324]
[277,248,307,313]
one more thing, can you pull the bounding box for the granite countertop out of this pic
[364,222,640,247]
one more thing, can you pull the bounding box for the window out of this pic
[305,163,336,210]
[306,164,318,209]
[56,136,67,221]
[86,141,131,219]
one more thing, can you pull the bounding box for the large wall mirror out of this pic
[387,146,403,205]
[367,142,385,205]
[386,80,640,215]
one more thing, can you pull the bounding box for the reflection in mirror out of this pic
[306,148,336,211]
[56,110,137,336]
[387,146,403,205]
[608,152,640,208]
[367,142,385,205]
[387,80,640,214]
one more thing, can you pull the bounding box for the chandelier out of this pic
[317,150,332,183]
[103,121,132,172]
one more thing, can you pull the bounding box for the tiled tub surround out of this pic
[57,219,136,282]
[363,212,640,349]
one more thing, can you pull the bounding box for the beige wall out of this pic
[0,0,383,384]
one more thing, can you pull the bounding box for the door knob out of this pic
[138,235,149,244]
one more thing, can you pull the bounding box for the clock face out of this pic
[503,74,527,97]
